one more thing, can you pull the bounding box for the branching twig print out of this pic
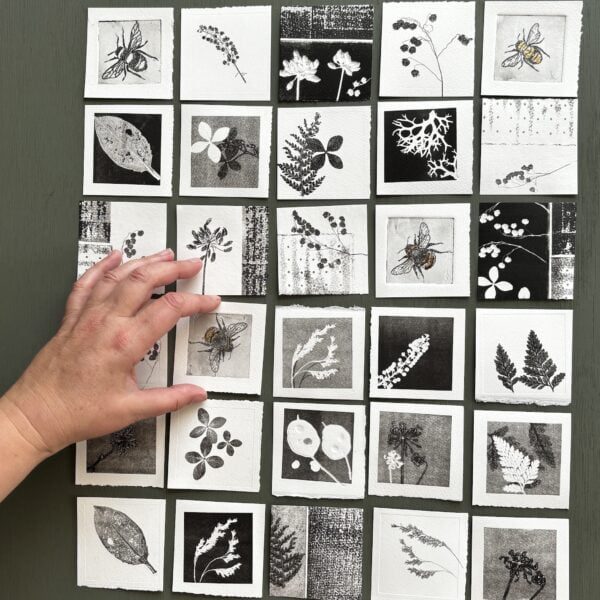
[495,162,575,193]
[290,324,339,388]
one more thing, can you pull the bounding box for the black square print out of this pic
[93,112,162,185]
[377,316,454,391]
[183,512,253,584]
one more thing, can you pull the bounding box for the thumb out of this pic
[130,384,207,420]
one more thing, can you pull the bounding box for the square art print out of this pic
[277,106,371,200]
[272,305,365,400]
[181,6,271,101]
[272,402,366,500]
[379,2,475,98]
[180,104,272,198]
[168,400,262,492]
[371,508,468,600]
[83,104,173,196]
[85,8,174,99]
[279,4,374,102]
[481,1,582,97]
[377,100,473,195]
[77,497,166,592]
[376,203,470,298]
[176,205,269,296]
[269,505,363,600]
[277,204,369,296]
[480,99,578,196]
[172,500,265,597]
[478,202,576,301]
[472,411,571,510]
[369,403,464,501]
[471,516,569,600]
[475,309,573,406]
[370,307,466,401]
[173,301,266,396]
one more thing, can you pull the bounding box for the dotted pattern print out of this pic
[77,200,112,278]
[242,205,269,296]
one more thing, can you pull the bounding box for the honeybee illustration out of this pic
[502,23,549,71]
[189,315,248,374]
[102,21,158,81]
[391,222,452,280]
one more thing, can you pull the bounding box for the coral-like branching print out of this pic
[198,25,246,82]
[500,550,546,600]
[290,324,339,388]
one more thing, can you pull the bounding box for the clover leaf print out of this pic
[185,436,225,480]
[217,431,243,456]
[190,408,226,445]
[192,121,230,164]
[306,136,344,171]
[478,266,514,299]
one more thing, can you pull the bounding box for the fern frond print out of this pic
[492,436,539,494]
[270,517,305,588]
[520,330,565,392]
[495,344,519,392]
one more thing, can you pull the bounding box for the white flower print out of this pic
[191,121,230,163]
[478,266,513,299]
[279,50,321,100]
[328,49,361,101]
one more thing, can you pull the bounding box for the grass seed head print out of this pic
[192,518,241,583]
[198,25,246,82]
[502,23,549,72]
[500,550,546,600]
[290,324,339,388]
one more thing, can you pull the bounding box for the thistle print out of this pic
[198,25,246,82]
[279,50,321,101]
[386,422,428,485]
[500,550,546,600]
[290,324,339,388]
[378,334,431,389]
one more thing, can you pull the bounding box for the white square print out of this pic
[471,516,569,600]
[77,497,165,592]
[272,402,366,500]
[473,411,571,510]
[277,204,369,296]
[85,8,174,99]
[379,1,476,98]
[173,500,265,597]
[83,104,173,197]
[376,203,470,298]
[377,100,473,195]
[369,403,464,501]
[370,307,466,401]
[181,6,271,101]
[168,399,262,492]
[179,105,272,198]
[273,305,365,400]
[481,1,583,97]
[475,309,573,406]
[277,106,371,200]
[372,508,468,600]
[174,301,266,396]
[177,205,269,296]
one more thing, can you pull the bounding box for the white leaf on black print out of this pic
[378,334,430,389]
[492,436,540,494]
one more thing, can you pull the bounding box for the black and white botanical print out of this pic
[380,1,475,97]
[480,99,578,195]
[279,5,373,102]
[478,202,576,300]
[270,505,363,600]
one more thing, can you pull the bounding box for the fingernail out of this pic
[187,257,203,263]
[206,295,221,302]
[158,248,174,258]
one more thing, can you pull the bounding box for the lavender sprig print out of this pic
[378,333,430,389]
[198,25,246,82]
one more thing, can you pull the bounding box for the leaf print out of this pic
[192,121,230,163]
[492,436,540,494]
[495,344,519,392]
[528,423,556,468]
[270,517,305,588]
[190,408,227,444]
[307,135,344,171]
[185,436,225,480]
[93,506,156,574]
[217,430,243,456]
[94,116,160,181]
[520,330,566,392]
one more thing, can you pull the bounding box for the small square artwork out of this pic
[277,106,371,200]
[279,4,374,102]
[480,99,578,195]
[370,307,466,401]
[269,504,363,600]
[379,2,475,98]
[478,202,577,301]
[180,104,272,198]
[376,203,470,297]
[272,402,366,499]
[472,411,571,509]
[176,205,269,296]
[369,402,463,501]
[181,6,272,101]
[475,309,573,406]
[371,508,468,600]
[277,204,369,296]
[172,500,265,597]
[77,497,166,592]
[272,305,365,400]
[85,8,174,99]
[377,100,473,195]
[168,399,263,492]
[174,301,266,395]
[83,105,173,196]
[481,1,582,97]
[471,516,569,600]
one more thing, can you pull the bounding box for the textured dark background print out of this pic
[483,527,557,599]
[377,411,452,487]
[183,512,253,584]
[281,316,353,389]
[383,108,457,182]
[378,316,454,391]
[242,206,268,296]
[551,202,577,300]
[487,421,563,496]
[93,112,162,185]
[78,200,112,275]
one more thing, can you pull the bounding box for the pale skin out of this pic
[0,248,221,501]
